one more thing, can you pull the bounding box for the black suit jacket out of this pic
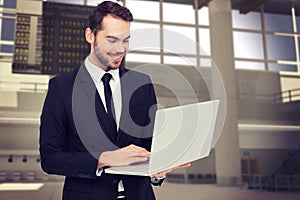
[39,63,158,200]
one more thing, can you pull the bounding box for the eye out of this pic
[108,38,117,43]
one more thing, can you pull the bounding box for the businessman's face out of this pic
[87,14,130,71]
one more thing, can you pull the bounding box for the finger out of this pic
[127,156,149,165]
[151,169,172,178]
[125,148,150,156]
[138,152,150,157]
[179,163,191,168]
[126,152,150,158]
[151,172,167,179]
[150,173,161,178]
[172,163,191,169]
[128,144,149,152]
[123,145,149,154]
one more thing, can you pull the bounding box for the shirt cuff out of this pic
[150,176,165,186]
[96,168,105,176]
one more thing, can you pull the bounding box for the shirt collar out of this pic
[85,57,120,83]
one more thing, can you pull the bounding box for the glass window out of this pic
[126,53,160,63]
[198,6,209,26]
[265,13,293,33]
[269,63,297,72]
[0,44,13,53]
[3,13,15,18]
[200,58,212,67]
[126,0,159,21]
[46,0,84,5]
[233,31,264,59]
[164,56,197,66]
[297,37,300,60]
[199,28,210,55]
[130,22,160,52]
[4,0,17,8]
[267,34,295,61]
[163,2,195,24]
[235,61,265,70]
[232,10,261,30]
[87,0,120,6]
[163,25,196,55]
[1,18,15,41]
[297,15,300,34]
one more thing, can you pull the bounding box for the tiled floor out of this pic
[154,183,300,200]
[0,181,300,200]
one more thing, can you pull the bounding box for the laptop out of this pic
[104,99,220,176]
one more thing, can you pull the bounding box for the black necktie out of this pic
[101,73,117,142]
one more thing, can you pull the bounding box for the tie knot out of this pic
[101,73,112,85]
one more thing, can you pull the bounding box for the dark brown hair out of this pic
[87,1,133,35]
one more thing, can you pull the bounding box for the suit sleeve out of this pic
[39,78,98,179]
[144,79,166,186]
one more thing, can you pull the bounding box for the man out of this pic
[40,1,188,200]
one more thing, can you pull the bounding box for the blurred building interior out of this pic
[0,0,300,199]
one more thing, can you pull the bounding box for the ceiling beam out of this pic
[194,0,212,9]
[239,0,267,14]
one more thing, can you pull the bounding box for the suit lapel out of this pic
[77,64,117,144]
[116,67,133,146]
[116,67,143,146]
[77,65,148,147]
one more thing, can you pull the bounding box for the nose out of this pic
[114,41,127,54]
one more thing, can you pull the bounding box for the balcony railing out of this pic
[242,174,300,191]
[1,80,300,103]
[237,88,300,103]
[0,81,47,93]
[273,88,300,103]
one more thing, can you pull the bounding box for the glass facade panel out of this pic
[199,28,210,55]
[163,25,196,55]
[0,44,13,53]
[267,34,295,61]
[200,58,212,67]
[235,61,265,70]
[265,13,292,33]
[233,31,264,59]
[0,0,296,74]
[164,56,197,66]
[297,15,300,34]
[87,0,119,6]
[163,3,195,24]
[46,0,84,5]
[4,0,17,8]
[269,63,297,72]
[198,7,209,26]
[232,10,261,30]
[297,36,300,61]
[130,22,160,52]
[126,0,159,21]
[126,53,160,63]
[1,18,15,41]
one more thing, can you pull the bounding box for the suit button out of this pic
[113,179,119,184]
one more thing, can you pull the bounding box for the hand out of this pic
[150,162,191,179]
[98,144,150,168]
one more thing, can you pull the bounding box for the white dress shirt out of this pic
[84,57,122,129]
[84,57,124,193]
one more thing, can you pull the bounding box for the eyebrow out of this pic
[106,35,131,41]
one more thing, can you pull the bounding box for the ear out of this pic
[85,27,94,44]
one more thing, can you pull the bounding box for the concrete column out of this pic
[208,0,241,186]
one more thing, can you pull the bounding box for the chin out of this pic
[108,64,121,70]
[111,61,123,68]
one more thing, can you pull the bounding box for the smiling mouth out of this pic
[108,52,124,57]
[108,53,124,62]
[112,55,122,59]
